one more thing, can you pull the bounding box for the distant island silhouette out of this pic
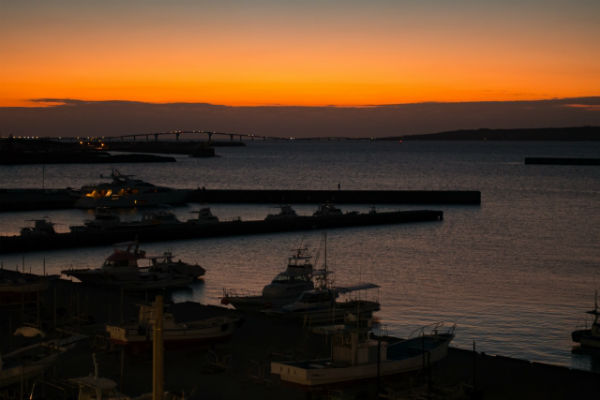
[386,126,600,141]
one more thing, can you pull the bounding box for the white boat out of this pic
[271,319,455,386]
[106,302,241,348]
[62,242,201,290]
[221,245,321,311]
[265,233,380,325]
[571,291,600,349]
[267,283,381,325]
[74,169,187,209]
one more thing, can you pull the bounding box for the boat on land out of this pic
[74,169,187,209]
[62,242,202,290]
[221,245,322,311]
[67,354,129,400]
[0,334,85,388]
[106,301,241,348]
[271,316,455,386]
[0,269,56,306]
[571,291,600,349]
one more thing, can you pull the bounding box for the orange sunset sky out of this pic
[2,0,599,108]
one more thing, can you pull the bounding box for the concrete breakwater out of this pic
[0,209,443,254]
[525,157,600,165]
[189,189,481,205]
[0,188,480,211]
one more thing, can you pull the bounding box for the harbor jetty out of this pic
[0,209,443,254]
[525,157,600,166]
[0,188,480,211]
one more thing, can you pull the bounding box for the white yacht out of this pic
[74,169,187,208]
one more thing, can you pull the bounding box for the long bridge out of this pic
[104,130,286,142]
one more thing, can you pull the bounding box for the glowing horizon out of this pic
[2,1,599,108]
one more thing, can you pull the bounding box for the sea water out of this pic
[1,140,599,371]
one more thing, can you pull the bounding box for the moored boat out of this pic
[265,205,298,220]
[266,283,381,326]
[221,244,321,311]
[62,242,200,290]
[74,169,187,209]
[20,219,57,237]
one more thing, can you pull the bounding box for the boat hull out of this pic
[106,317,239,348]
[271,334,453,386]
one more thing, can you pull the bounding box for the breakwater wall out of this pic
[0,209,443,253]
[525,157,600,165]
[0,189,480,211]
[189,189,481,205]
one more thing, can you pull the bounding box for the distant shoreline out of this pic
[385,126,600,141]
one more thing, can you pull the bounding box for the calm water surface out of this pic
[1,141,599,372]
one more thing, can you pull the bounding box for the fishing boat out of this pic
[20,219,57,237]
[187,207,219,224]
[62,242,200,290]
[106,302,241,348]
[74,169,187,209]
[69,207,122,233]
[271,317,455,386]
[70,208,182,234]
[571,291,600,349]
[313,203,343,217]
[263,234,380,325]
[147,251,206,279]
[265,205,298,220]
[221,245,322,311]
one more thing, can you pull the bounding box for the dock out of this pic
[525,157,600,166]
[188,189,481,205]
[0,209,443,254]
[0,188,480,211]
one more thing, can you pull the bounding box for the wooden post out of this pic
[153,295,164,400]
